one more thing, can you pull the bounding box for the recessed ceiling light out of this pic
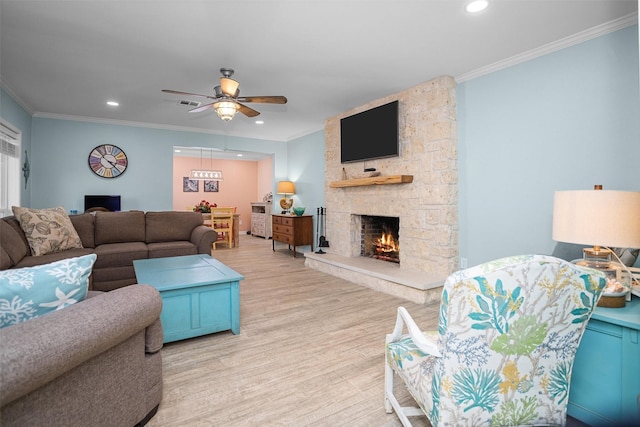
[237,154,243,157]
[106,101,119,107]
[255,120,264,125]
[466,0,489,13]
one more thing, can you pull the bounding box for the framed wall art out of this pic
[183,177,199,192]
[204,180,219,192]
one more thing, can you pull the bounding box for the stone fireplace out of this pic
[304,75,458,304]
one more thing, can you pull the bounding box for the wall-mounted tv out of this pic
[84,195,121,212]
[340,100,399,164]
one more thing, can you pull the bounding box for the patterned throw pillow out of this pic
[12,206,83,256]
[0,254,96,328]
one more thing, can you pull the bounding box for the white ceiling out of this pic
[1,0,637,144]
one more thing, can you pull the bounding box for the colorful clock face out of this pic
[88,144,128,178]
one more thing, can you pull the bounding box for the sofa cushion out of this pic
[69,213,95,248]
[145,211,203,243]
[0,254,97,328]
[0,219,30,265]
[14,248,95,269]
[11,206,83,256]
[147,241,198,259]
[91,272,137,292]
[91,266,136,282]
[0,249,12,270]
[93,242,148,269]
[94,211,146,245]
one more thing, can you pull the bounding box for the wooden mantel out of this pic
[329,175,413,188]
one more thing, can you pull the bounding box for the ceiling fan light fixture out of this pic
[163,67,287,120]
[213,101,239,121]
[220,77,239,97]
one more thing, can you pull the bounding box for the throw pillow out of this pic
[0,254,96,328]
[12,206,83,256]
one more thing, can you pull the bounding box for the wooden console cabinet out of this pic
[567,297,640,425]
[250,202,272,238]
[272,214,313,258]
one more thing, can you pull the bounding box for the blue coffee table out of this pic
[133,254,244,343]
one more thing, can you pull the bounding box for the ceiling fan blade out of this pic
[237,103,260,118]
[220,77,239,97]
[189,102,214,113]
[162,89,217,100]
[236,96,287,104]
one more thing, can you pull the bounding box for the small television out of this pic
[340,100,399,164]
[84,195,121,212]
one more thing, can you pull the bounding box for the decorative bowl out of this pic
[292,207,306,216]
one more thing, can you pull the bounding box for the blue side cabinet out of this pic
[568,298,640,426]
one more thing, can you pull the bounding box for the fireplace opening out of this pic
[361,215,399,264]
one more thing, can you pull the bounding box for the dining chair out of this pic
[211,207,235,250]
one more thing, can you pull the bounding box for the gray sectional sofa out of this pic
[0,285,164,426]
[0,209,217,425]
[1,210,217,291]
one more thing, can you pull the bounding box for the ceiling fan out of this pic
[162,68,287,121]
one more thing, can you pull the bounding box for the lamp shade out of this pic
[220,77,239,97]
[276,181,296,195]
[552,190,640,248]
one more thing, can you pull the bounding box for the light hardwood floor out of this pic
[146,235,436,427]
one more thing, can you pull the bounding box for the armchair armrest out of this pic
[386,306,441,357]
[0,284,162,406]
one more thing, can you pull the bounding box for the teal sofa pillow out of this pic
[0,254,97,328]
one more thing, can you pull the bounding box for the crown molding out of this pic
[0,77,35,115]
[456,12,638,83]
[285,125,325,142]
[32,111,317,142]
[32,112,288,142]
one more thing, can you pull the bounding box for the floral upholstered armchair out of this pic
[385,255,606,427]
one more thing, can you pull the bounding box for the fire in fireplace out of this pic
[361,215,400,263]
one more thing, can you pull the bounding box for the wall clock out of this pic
[88,144,128,178]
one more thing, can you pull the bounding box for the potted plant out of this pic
[194,200,216,213]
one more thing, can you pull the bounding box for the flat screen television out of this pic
[340,100,399,164]
[84,195,121,212]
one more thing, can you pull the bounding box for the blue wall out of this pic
[29,118,288,212]
[287,129,326,239]
[458,25,639,266]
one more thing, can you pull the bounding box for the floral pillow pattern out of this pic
[0,254,96,328]
[12,206,83,256]
[386,254,606,427]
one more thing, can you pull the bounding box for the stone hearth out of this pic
[304,75,458,304]
[305,252,444,304]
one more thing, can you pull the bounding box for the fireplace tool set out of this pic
[316,207,329,254]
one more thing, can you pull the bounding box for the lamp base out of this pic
[597,294,626,308]
[582,247,612,269]
[574,255,630,309]
[279,198,293,212]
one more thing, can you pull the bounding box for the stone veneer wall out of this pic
[324,75,458,278]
